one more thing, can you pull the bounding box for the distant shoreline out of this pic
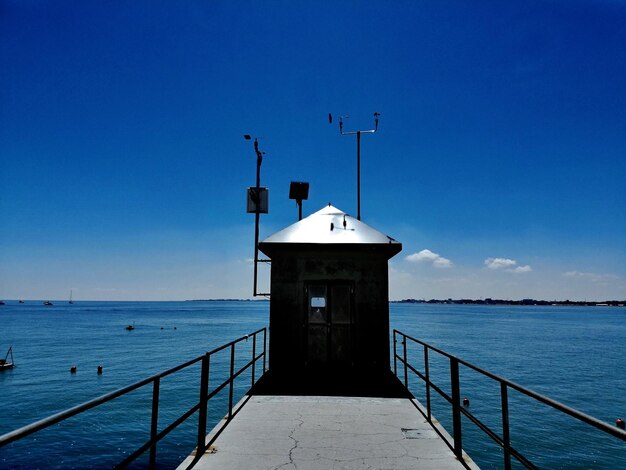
[186,298,268,302]
[188,298,625,306]
[391,298,625,307]
[2,298,622,306]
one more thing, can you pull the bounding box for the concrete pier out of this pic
[178,395,478,470]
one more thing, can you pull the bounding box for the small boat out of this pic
[69,290,74,304]
[43,301,53,306]
[125,322,135,331]
[0,346,14,371]
[18,300,25,304]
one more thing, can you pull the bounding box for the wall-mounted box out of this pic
[247,187,269,214]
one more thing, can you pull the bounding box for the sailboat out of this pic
[69,290,74,304]
[0,346,14,371]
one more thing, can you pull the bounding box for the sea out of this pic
[0,301,624,469]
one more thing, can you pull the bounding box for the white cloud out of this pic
[484,257,531,274]
[484,258,517,269]
[406,249,453,268]
[563,271,618,283]
[433,257,454,268]
[563,271,590,279]
[406,249,438,263]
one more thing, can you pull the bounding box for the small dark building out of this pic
[258,204,402,381]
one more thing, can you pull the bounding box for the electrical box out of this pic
[247,187,269,214]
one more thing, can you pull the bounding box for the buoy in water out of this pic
[70,366,77,373]
[97,365,103,375]
[617,418,625,429]
[463,397,470,407]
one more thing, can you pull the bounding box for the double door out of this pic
[306,282,354,368]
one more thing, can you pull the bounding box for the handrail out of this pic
[393,329,626,470]
[0,327,267,469]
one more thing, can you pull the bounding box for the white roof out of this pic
[260,204,401,247]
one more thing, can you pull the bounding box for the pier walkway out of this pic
[178,394,478,470]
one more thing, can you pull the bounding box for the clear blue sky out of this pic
[1,1,625,301]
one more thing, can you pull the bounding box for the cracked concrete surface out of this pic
[178,395,478,470]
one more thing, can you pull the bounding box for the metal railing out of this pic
[0,328,267,468]
[393,329,626,470]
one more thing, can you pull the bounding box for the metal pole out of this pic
[334,113,379,222]
[253,145,262,297]
[356,130,361,220]
[450,358,463,460]
[403,337,408,388]
[228,343,235,420]
[393,331,397,376]
[251,333,257,387]
[424,345,431,421]
[501,382,512,470]
[149,378,160,469]
[263,328,267,373]
[197,354,210,454]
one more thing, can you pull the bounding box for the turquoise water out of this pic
[0,301,624,469]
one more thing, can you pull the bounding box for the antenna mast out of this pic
[329,112,380,221]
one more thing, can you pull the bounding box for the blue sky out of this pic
[1,1,625,301]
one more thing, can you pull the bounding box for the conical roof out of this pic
[259,204,402,257]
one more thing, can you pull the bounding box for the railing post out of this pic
[228,343,235,420]
[393,331,398,376]
[197,353,210,455]
[252,333,257,387]
[501,382,512,470]
[149,378,160,469]
[424,345,431,421]
[263,328,267,373]
[403,335,408,389]
[450,357,463,460]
